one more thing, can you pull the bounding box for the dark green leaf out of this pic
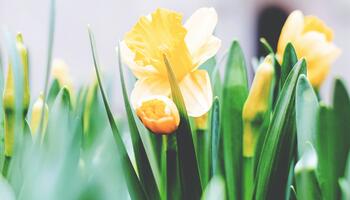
[118,46,161,200]
[210,97,220,176]
[281,43,298,87]
[253,59,306,199]
[163,55,202,199]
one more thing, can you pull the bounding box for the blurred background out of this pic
[0,0,349,104]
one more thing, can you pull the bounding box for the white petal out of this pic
[179,70,213,117]
[120,41,158,79]
[192,36,221,68]
[184,7,218,56]
[130,76,170,109]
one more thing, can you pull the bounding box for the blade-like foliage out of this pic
[210,97,220,176]
[280,43,298,88]
[163,55,202,200]
[118,46,161,200]
[87,26,147,200]
[221,40,248,200]
[253,59,306,199]
[296,75,319,157]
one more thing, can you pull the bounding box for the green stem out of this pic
[165,134,181,200]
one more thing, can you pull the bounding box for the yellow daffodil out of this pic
[242,55,274,157]
[136,95,180,134]
[277,10,341,88]
[30,94,49,138]
[52,59,74,92]
[121,7,221,117]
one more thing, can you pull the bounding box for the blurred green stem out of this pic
[2,156,11,177]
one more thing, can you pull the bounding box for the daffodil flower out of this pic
[30,94,49,138]
[121,8,221,117]
[277,10,341,88]
[136,95,180,134]
[52,59,74,93]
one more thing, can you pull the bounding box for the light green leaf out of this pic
[221,40,248,200]
[87,26,147,200]
[296,75,319,157]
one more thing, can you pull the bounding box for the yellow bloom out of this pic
[194,113,208,130]
[242,55,274,157]
[136,95,180,134]
[52,59,74,92]
[30,94,49,137]
[277,10,341,88]
[121,8,221,117]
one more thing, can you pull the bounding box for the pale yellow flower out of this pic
[121,8,221,117]
[136,95,180,134]
[277,10,341,88]
[52,59,74,92]
[242,55,274,157]
[30,94,49,137]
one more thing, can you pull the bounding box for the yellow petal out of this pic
[294,32,341,69]
[124,8,193,80]
[136,95,180,134]
[192,36,221,69]
[277,10,304,56]
[179,70,212,117]
[303,15,334,41]
[308,64,330,88]
[130,76,170,109]
[184,7,218,57]
[120,41,159,79]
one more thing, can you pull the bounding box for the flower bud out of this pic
[136,95,180,134]
[3,34,31,156]
[30,94,49,138]
[242,55,274,157]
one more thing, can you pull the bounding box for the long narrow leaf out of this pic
[222,40,248,200]
[118,46,161,200]
[87,26,147,200]
[210,97,220,176]
[163,55,202,200]
[253,59,306,199]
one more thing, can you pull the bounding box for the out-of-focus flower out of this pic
[242,55,274,157]
[277,10,341,88]
[135,95,180,134]
[52,59,74,93]
[30,94,49,138]
[121,8,220,117]
[3,33,30,156]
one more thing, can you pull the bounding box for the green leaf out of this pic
[295,75,319,157]
[281,43,298,87]
[0,175,15,200]
[163,55,202,199]
[210,97,220,176]
[201,176,225,200]
[87,26,147,200]
[294,144,321,200]
[118,46,161,200]
[317,79,350,200]
[47,79,61,107]
[253,59,306,199]
[221,40,248,200]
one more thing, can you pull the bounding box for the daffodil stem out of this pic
[2,156,11,177]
